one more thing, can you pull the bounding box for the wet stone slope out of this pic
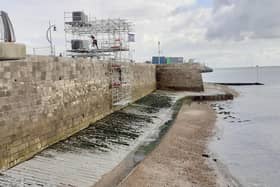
[52,111,153,153]
[0,92,176,187]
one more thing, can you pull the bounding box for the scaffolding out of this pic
[64,11,135,62]
[111,63,131,106]
[64,11,135,106]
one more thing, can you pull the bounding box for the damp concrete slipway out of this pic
[0,84,234,187]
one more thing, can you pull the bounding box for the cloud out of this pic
[171,4,194,16]
[207,0,280,40]
[3,0,280,67]
[4,0,197,57]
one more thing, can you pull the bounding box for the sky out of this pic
[2,0,280,67]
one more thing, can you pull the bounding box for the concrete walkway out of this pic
[119,102,218,187]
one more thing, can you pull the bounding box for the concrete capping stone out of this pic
[0,43,26,60]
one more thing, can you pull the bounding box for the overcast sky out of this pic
[2,0,280,67]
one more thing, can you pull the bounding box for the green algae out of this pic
[45,93,174,155]
[51,111,152,153]
[135,94,172,113]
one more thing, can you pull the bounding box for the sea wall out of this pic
[156,63,204,92]
[0,56,156,170]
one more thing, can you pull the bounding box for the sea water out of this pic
[203,67,280,187]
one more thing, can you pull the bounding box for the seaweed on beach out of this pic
[50,111,152,153]
[135,94,173,113]
[47,93,173,155]
[210,102,251,125]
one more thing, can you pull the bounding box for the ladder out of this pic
[111,63,131,106]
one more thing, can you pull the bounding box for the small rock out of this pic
[202,154,210,158]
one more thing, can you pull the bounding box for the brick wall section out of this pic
[156,64,204,92]
[0,56,156,170]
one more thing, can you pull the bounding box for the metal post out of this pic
[49,21,53,55]
[158,41,161,64]
[46,21,56,56]
[256,65,259,83]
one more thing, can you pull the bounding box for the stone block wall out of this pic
[156,63,204,92]
[131,63,156,100]
[0,56,156,170]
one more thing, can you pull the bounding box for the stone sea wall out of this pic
[0,56,156,170]
[156,63,204,92]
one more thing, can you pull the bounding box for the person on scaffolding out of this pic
[90,35,99,49]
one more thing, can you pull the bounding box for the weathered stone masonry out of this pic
[0,56,204,171]
[0,56,156,170]
[156,63,204,92]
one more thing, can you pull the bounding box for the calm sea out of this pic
[203,67,280,187]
